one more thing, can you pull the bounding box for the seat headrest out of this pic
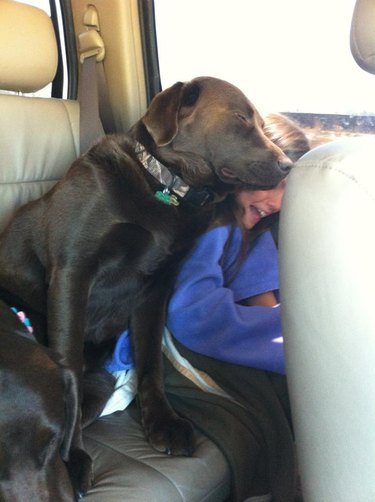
[350,0,375,75]
[0,0,58,93]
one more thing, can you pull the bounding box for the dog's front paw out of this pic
[66,448,93,500]
[145,414,195,456]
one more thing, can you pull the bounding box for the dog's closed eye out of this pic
[235,112,254,128]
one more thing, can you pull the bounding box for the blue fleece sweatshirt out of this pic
[105,225,284,374]
[166,225,285,374]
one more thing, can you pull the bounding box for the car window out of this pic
[153,0,375,144]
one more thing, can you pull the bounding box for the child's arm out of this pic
[240,291,278,307]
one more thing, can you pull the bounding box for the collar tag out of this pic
[155,189,179,206]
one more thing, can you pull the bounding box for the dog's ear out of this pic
[142,80,201,147]
[60,368,80,461]
[142,81,184,146]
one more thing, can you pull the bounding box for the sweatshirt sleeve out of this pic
[166,226,285,374]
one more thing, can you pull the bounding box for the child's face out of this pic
[235,179,286,230]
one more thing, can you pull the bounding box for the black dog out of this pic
[0,300,85,501]
[0,77,292,497]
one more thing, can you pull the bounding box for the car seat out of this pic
[279,0,375,500]
[0,0,80,231]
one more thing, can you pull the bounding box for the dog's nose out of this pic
[278,156,293,174]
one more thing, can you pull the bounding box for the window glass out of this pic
[154,0,375,142]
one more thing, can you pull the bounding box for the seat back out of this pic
[350,0,375,75]
[279,0,375,500]
[0,0,80,231]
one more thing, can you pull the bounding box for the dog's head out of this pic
[0,332,80,501]
[141,76,292,192]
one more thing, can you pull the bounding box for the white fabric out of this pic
[100,369,137,417]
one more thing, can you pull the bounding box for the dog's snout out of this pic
[278,156,293,174]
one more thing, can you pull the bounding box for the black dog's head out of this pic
[0,305,80,501]
[139,76,292,192]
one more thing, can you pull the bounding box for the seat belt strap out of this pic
[78,55,104,154]
[97,60,116,136]
[77,6,116,154]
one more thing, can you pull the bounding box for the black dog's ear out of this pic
[142,80,201,147]
[60,368,80,461]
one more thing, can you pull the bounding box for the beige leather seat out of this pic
[279,0,375,500]
[0,2,230,500]
[0,0,80,231]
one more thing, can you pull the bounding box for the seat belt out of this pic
[78,55,104,154]
[77,6,116,154]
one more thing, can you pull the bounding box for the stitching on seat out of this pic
[299,162,375,205]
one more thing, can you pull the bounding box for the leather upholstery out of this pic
[279,2,375,497]
[83,404,229,502]
[0,0,79,231]
[0,0,58,92]
[279,136,375,502]
[350,0,375,74]
[279,133,375,499]
[0,95,80,230]
[279,0,375,502]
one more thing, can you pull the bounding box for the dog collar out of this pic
[134,142,214,207]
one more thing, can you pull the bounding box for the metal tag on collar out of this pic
[155,188,179,206]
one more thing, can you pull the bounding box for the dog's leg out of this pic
[81,368,117,427]
[47,268,93,496]
[131,281,195,456]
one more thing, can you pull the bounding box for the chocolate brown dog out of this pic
[0,77,292,497]
[0,300,83,501]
